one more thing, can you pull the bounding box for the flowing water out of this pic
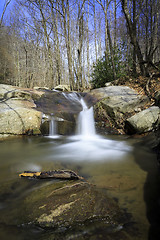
[0,97,160,239]
[77,98,96,137]
[49,115,57,137]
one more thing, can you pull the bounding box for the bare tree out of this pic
[121,0,160,76]
[0,0,12,27]
[96,0,116,79]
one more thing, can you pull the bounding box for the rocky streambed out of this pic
[1,83,160,138]
[1,83,160,239]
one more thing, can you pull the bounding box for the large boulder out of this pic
[0,84,85,137]
[91,86,149,118]
[90,86,150,133]
[0,180,131,239]
[0,84,43,136]
[0,106,42,135]
[34,182,123,228]
[125,106,160,134]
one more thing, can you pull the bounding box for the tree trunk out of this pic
[121,0,146,75]
[107,19,116,79]
[49,0,62,86]
[62,0,74,90]
[93,0,98,61]
[86,0,90,86]
[132,0,137,74]
[38,0,54,86]
[114,0,117,49]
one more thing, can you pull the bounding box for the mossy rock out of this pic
[0,179,135,239]
[19,182,126,228]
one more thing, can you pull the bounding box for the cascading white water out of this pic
[62,92,80,103]
[45,94,132,163]
[77,98,96,137]
[49,115,57,137]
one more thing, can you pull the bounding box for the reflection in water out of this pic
[133,143,160,240]
[0,135,159,240]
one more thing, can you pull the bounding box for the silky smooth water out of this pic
[0,98,160,239]
[77,98,96,137]
[0,135,159,240]
[49,115,57,137]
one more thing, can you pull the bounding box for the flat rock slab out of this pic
[91,86,149,120]
[90,86,140,99]
[35,91,83,115]
[0,84,44,101]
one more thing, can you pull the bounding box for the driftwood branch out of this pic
[19,170,83,180]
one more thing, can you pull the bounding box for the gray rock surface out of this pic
[1,84,159,136]
[91,86,150,133]
[0,106,42,135]
[0,84,42,136]
[54,84,71,91]
[125,106,160,134]
[91,86,149,119]
[0,84,32,100]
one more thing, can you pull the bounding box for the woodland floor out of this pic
[118,75,160,97]
[117,75,160,107]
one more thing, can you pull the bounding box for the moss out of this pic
[37,201,76,223]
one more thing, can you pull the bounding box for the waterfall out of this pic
[49,114,57,137]
[46,93,96,138]
[77,98,96,137]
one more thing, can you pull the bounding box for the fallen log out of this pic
[19,170,83,180]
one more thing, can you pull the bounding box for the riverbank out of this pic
[1,79,160,138]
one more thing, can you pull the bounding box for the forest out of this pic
[0,0,160,90]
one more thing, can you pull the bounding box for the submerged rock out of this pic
[0,179,133,239]
[21,182,127,230]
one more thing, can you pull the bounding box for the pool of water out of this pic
[0,134,160,239]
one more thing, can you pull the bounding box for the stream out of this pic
[0,135,160,240]
[0,95,160,239]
